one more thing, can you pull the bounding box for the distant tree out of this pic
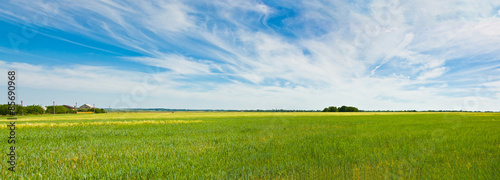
[95,108,106,113]
[77,108,87,112]
[16,105,24,115]
[329,106,338,112]
[323,106,359,112]
[0,104,25,115]
[323,106,339,112]
[45,105,70,114]
[330,105,359,112]
[0,104,9,115]
[78,108,106,113]
[25,105,44,115]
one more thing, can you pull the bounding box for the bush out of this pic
[88,108,106,113]
[323,106,339,112]
[0,104,24,115]
[25,105,45,115]
[0,104,9,115]
[323,105,359,112]
[45,106,70,114]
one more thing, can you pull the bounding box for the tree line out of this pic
[322,105,359,112]
[0,104,106,116]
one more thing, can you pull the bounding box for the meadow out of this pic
[0,112,498,179]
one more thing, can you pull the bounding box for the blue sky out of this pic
[0,0,499,110]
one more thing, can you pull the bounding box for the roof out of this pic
[63,105,75,109]
[79,104,93,109]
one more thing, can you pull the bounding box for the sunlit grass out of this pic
[0,112,498,179]
[0,120,203,128]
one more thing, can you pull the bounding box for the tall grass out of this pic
[1,112,498,179]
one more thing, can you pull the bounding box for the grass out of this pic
[0,112,499,179]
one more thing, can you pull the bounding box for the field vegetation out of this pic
[1,112,498,179]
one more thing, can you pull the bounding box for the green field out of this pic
[1,112,499,179]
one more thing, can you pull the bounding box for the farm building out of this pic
[79,104,93,109]
[63,105,76,110]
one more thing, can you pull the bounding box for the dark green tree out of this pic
[323,106,340,112]
[324,105,360,112]
[25,105,45,115]
[94,108,106,113]
[329,106,339,112]
[0,104,9,115]
[45,105,70,114]
[0,104,24,115]
[338,105,359,112]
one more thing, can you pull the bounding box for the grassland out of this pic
[0,112,499,179]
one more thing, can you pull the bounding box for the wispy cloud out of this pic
[129,54,214,75]
[1,0,499,110]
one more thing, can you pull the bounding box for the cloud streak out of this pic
[0,0,499,110]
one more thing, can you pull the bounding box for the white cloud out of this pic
[0,60,154,94]
[141,1,195,33]
[129,54,213,75]
[1,0,500,110]
[0,0,197,55]
[474,18,500,36]
[417,67,448,80]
